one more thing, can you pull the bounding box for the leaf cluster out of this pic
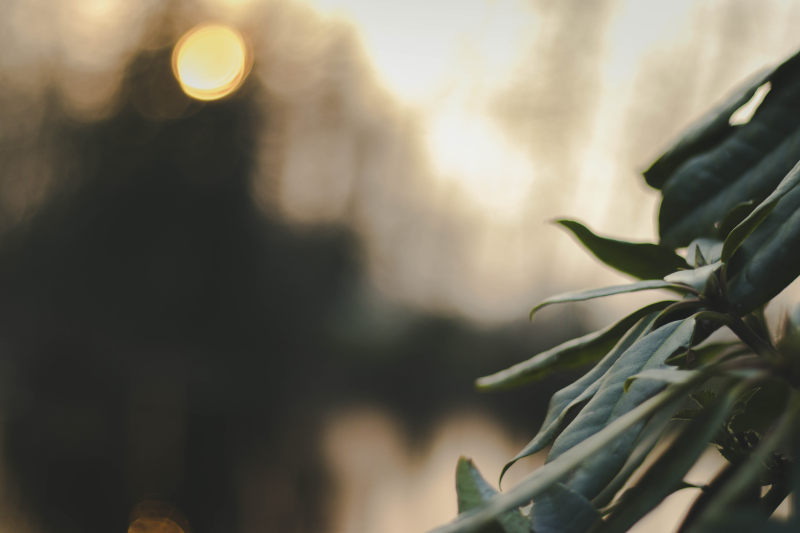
[434,48,800,533]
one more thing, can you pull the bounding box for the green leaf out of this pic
[623,368,700,393]
[690,390,800,530]
[652,49,800,247]
[665,341,746,369]
[643,65,776,190]
[478,301,673,390]
[596,379,746,533]
[685,512,795,533]
[554,219,688,279]
[591,402,679,509]
[530,281,694,320]
[791,425,800,519]
[430,380,702,533]
[721,161,800,262]
[716,200,756,239]
[455,457,530,533]
[652,299,704,330]
[531,483,599,533]
[664,262,723,293]
[686,237,723,267]
[498,311,662,483]
[728,380,790,439]
[547,317,699,500]
[677,463,740,533]
[726,179,800,314]
[777,302,800,357]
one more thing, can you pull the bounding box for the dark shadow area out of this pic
[0,46,586,533]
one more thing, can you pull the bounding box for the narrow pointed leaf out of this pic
[646,47,800,191]
[548,317,698,499]
[665,341,747,369]
[652,299,704,330]
[455,457,530,533]
[596,379,746,533]
[677,463,740,533]
[591,405,678,509]
[716,200,756,239]
[721,160,800,262]
[498,311,662,483]
[478,301,673,390]
[663,262,723,293]
[726,181,800,314]
[530,281,694,320]
[430,380,702,533]
[555,219,687,279]
[686,512,794,533]
[623,368,700,393]
[531,483,599,533]
[654,49,800,247]
[643,65,776,190]
[686,237,723,267]
[691,390,800,530]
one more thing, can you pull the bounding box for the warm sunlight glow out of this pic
[304,0,537,105]
[426,103,535,220]
[172,24,251,101]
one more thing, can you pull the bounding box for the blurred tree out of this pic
[0,45,583,533]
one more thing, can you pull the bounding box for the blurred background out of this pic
[1,0,800,532]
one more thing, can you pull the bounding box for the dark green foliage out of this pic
[555,219,688,280]
[435,47,800,533]
[478,301,673,390]
[455,458,530,533]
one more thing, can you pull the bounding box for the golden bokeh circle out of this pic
[172,24,251,101]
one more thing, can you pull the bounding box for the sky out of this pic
[2,0,800,326]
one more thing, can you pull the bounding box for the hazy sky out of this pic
[3,0,800,324]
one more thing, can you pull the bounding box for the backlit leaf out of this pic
[497,311,662,483]
[530,280,694,320]
[430,380,702,533]
[477,301,672,390]
[596,379,745,533]
[546,317,698,499]
[651,49,800,247]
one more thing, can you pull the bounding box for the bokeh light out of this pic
[128,517,185,533]
[128,501,188,533]
[172,24,251,101]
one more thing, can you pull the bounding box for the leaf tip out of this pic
[623,376,634,393]
[474,376,494,391]
[498,462,513,490]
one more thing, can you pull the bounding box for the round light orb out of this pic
[172,24,251,101]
